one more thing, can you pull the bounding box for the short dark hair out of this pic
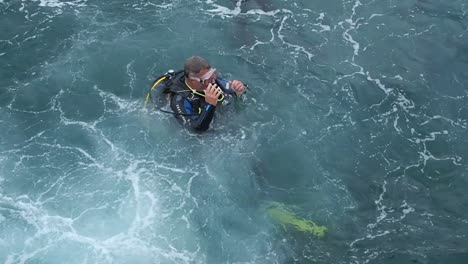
[184,56,210,77]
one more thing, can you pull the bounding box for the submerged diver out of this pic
[146,56,246,132]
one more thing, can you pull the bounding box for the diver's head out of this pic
[184,56,217,89]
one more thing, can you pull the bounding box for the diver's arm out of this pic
[229,80,246,96]
[170,95,216,132]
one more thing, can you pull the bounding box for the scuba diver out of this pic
[144,56,246,132]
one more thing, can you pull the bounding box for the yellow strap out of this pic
[143,76,167,109]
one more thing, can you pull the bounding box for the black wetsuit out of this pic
[168,75,236,132]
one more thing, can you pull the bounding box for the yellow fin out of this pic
[265,201,328,238]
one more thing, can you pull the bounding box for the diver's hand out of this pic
[230,80,245,96]
[205,83,222,106]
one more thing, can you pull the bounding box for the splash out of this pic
[264,201,327,238]
[32,0,87,8]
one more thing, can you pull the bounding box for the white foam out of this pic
[343,30,360,56]
[319,24,331,32]
[410,130,463,168]
[366,230,390,239]
[245,8,282,16]
[395,93,415,111]
[420,115,467,129]
[350,230,391,249]
[95,85,134,111]
[366,72,393,94]
[32,0,87,8]
[351,0,362,17]
[369,14,384,20]
[126,61,137,97]
[206,1,286,18]
[278,16,314,60]
[36,0,66,8]
[393,115,402,133]
[206,0,242,17]
[367,180,387,229]
[314,13,331,32]
[400,200,415,220]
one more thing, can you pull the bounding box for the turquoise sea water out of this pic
[1,0,468,263]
